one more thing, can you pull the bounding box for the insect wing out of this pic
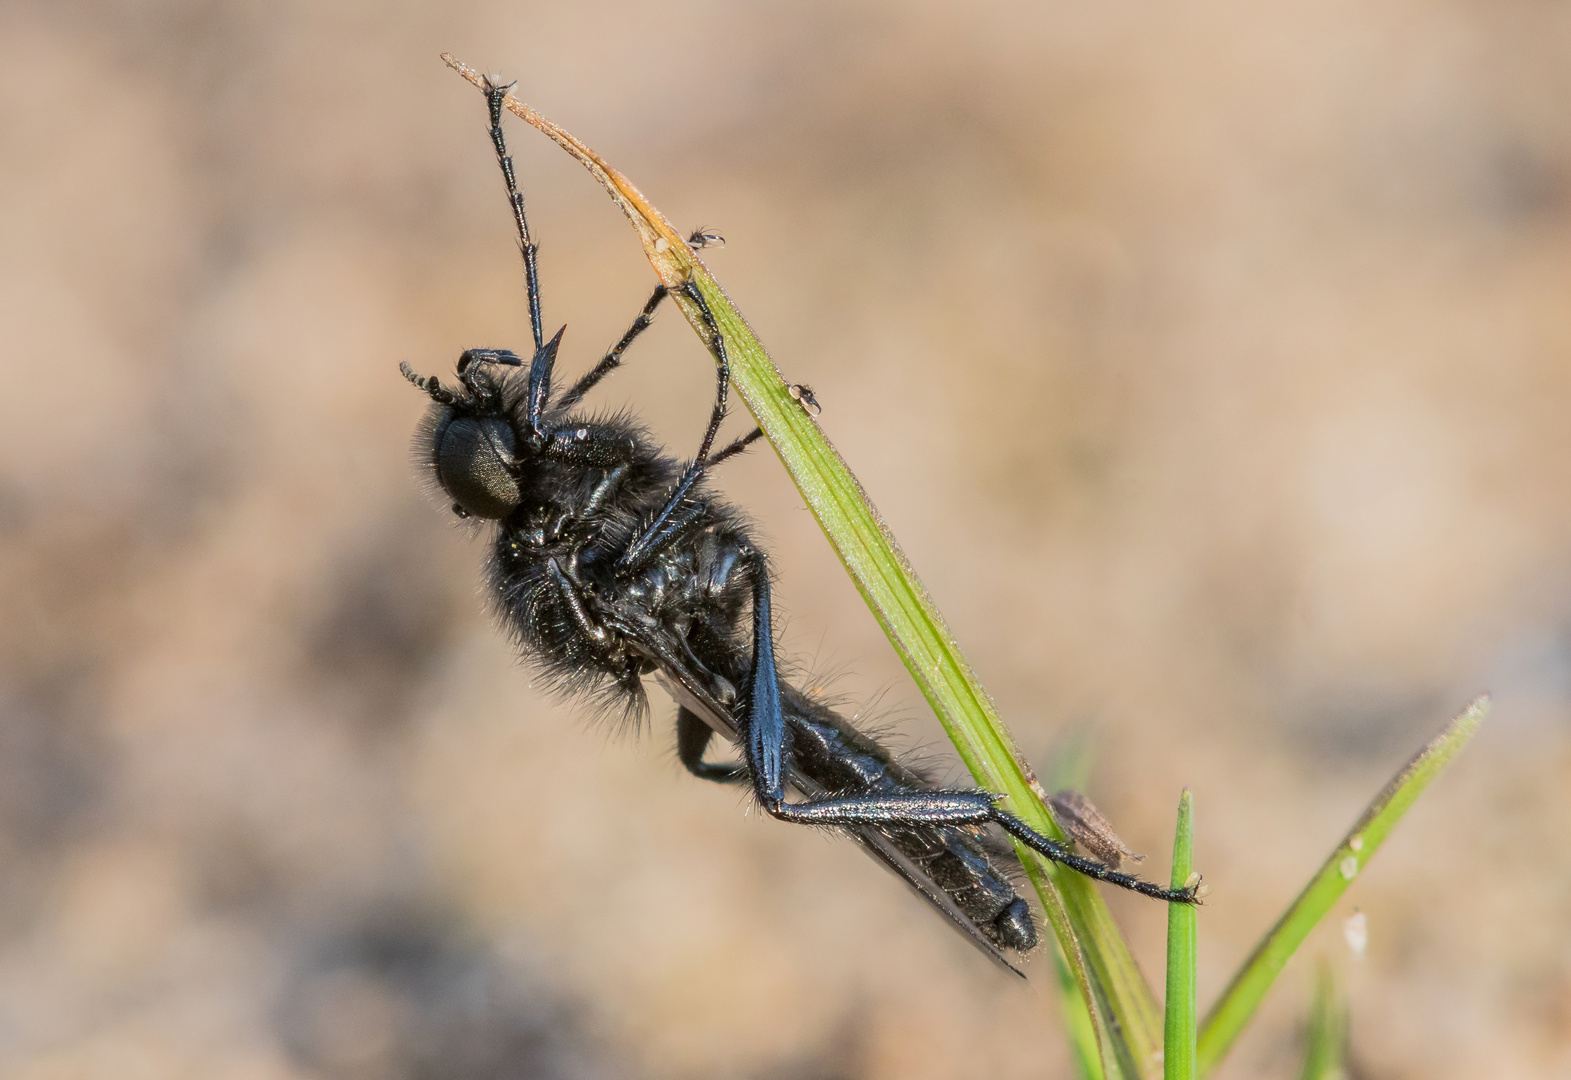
[622,620,1029,977]
[843,823,1026,978]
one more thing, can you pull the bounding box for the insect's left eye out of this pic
[433,414,523,520]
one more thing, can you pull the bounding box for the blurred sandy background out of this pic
[2,1,1570,1077]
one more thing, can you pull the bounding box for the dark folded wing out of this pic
[841,824,1025,979]
[613,615,1026,977]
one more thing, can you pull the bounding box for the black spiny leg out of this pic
[457,347,525,380]
[546,557,608,647]
[556,285,669,412]
[677,707,747,783]
[618,281,739,571]
[704,427,764,468]
[736,552,1202,905]
[482,78,544,351]
[681,280,732,467]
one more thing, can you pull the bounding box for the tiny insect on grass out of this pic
[1049,790,1147,872]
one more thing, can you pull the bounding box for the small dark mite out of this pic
[787,383,822,416]
[402,77,1199,975]
[685,227,725,251]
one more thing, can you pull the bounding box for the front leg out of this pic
[546,556,608,647]
[617,497,710,573]
[544,555,647,703]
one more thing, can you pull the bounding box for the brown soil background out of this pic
[2,2,1569,1078]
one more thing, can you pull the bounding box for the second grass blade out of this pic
[1297,958,1348,1080]
[1197,696,1487,1075]
[1164,790,1197,1080]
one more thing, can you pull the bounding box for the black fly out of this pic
[401,78,1199,975]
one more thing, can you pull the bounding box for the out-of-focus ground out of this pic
[2,1,1569,1077]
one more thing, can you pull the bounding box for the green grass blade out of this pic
[1197,696,1488,1075]
[1042,737,1164,1079]
[1059,876,1164,1076]
[1042,737,1164,1077]
[1298,958,1348,1080]
[1045,745,1106,1080]
[1164,790,1197,1080]
[1037,863,1115,1080]
[442,56,1166,1076]
[1051,935,1108,1080]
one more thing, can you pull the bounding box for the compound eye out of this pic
[433,415,522,520]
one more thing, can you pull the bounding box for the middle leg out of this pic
[616,282,740,570]
[677,706,747,783]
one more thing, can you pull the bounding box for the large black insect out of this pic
[402,79,1199,974]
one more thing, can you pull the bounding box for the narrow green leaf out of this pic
[1298,958,1348,1080]
[442,56,1166,1076]
[1197,696,1488,1075]
[1164,790,1197,1080]
[1035,862,1115,1080]
[1045,746,1106,1080]
[1044,737,1164,1078]
[1051,935,1108,1080]
[1059,876,1165,1077]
